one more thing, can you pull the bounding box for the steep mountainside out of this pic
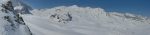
[0,0,32,35]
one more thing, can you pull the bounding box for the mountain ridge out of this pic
[0,0,150,35]
[22,5,150,35]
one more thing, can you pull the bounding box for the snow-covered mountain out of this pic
[0,0,32,35]
[0,0,150,35]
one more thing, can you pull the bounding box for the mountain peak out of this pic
[0,0,32,14]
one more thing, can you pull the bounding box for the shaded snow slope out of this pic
[22,5,150,35]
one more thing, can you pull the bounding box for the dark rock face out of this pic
[15,14,25,25]
[50,12,72,23]
[1,1,14,11]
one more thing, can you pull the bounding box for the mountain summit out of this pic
[0,0,150,35]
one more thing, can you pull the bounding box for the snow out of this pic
[0,0,32,35]
[21,5,150,35]
[0,0,150,35]
[14,6,23,10]
[0,0,10,4]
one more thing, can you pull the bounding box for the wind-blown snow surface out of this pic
[22,5,150,35]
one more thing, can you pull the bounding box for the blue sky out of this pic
[23,0,150,17]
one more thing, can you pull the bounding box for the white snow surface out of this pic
[0,0,150,35]
[21,5,150,35]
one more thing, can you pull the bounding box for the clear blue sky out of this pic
[23,0,150,17]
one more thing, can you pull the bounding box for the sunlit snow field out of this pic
[22,5,150,35]
[0,0,150,35]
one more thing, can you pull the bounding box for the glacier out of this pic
[21,5,150,35]
[0,0,150,35]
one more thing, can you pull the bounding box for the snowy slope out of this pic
[21,5,150,35]
[0,0,32,35]
[0,0,150,35]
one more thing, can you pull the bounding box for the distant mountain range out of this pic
[0,0,150,35]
